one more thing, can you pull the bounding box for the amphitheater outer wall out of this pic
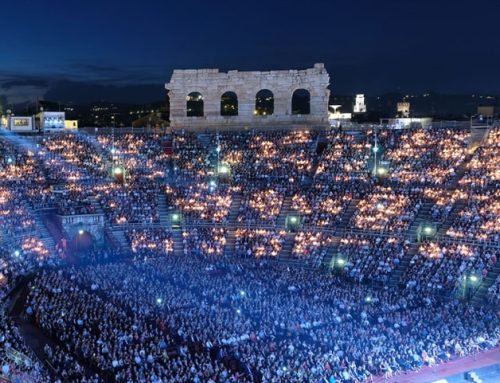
[166,63,330,129]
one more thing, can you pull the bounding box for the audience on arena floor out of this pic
[24,257,500,383]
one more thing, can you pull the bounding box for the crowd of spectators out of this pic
[350,186,422,233]
[458,127,499,190]
[291,187,353,228]
[487,274,500,305]
[384,128,470,185]
[38,134,109,182]
[424,187,467,222]
[314,131,371,184]
[165,183,234,224]
[446,190,499,243]
[172,132,211,181]
[54,183,98,215]
[237,187,285,225]
[0,126,499,382]
[126,228,173,258]
[22,256,500,383]
[97,133,171,180]
[338,234,409,283]
[97,181,159,225]
[403,241,497,293]
[0,305,52,382]
[0,187,36,237]
[183,227,227,257]
[234,229,287,258]
[291,231,333,267]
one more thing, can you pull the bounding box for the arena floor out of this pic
[373,347,500,383]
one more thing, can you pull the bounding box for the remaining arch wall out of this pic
[166,63,330,129]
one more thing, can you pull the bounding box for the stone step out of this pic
[336,199,360,230]
[438,201,466,236]
[321,235,342,269]
[276,196,293,227]
[389,242,419,287]
[172,230,184,256]
[471,262,500,304]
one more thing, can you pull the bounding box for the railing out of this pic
[69,126,169,135]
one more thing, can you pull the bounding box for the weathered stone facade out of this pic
[59,214,105,245]
[166,63,330,129]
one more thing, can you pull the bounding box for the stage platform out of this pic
[373,347,500,383]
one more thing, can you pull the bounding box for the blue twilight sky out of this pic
[1,0,499,104]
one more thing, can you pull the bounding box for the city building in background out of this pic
[353,94,367,113]
[7,115,36,132]
[397,102,410,118]
[39,111,65,132]
[328,105,352,126]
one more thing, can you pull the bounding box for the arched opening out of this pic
[186,92,204,117]
[73,230,94,252]
[221,92,238,116]
[255,89,274,116]
[292,89,311,115]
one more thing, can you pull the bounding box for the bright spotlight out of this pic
[218,164,230,174]
[78,229,84,235]
[171,213,180,222]
[423,226,434,235]
[156,298,163,304]
[376,167,387,176]
[376,203,385,211]
[337,258,345,266]
[113,167,123,175]
[240,290,245,296]
[14,250,20,257]
[236,309,241,314]
[372,145,379,153]
[469,275,478,283]
[365,296,372,303]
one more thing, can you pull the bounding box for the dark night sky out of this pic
[1,0,499,104]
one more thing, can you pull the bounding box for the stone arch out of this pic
[255,89,274,116]
[72,230,95,252]
[220,91,238,116]
[291,88,311,115]
[186,92,204,117]
[60,215,105,247]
